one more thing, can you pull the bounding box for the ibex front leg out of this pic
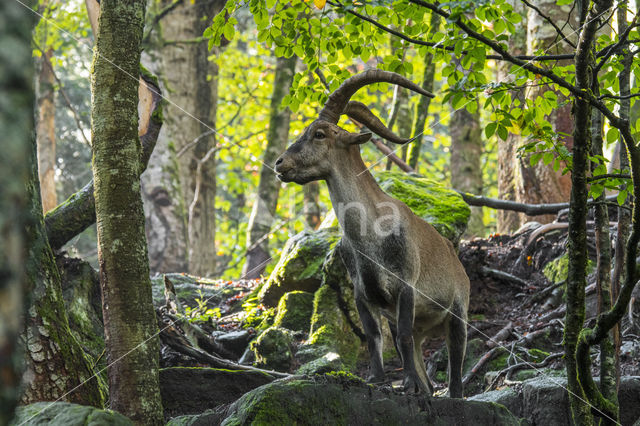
[397,286,430,394]
[355,297,385,383]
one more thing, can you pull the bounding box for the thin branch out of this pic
[142,0,184,45]
[587,173,631,182]
[594,16,640,73]
[519,0,576,48]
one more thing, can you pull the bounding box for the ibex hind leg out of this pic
[445,303,467,398]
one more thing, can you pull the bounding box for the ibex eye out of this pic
[314,131,325,139]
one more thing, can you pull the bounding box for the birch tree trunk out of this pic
[243,55,297,278]
[0,2,36,421]
[91,0,163,422]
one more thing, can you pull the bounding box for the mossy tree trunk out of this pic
[564,2,607,424]
[22,134,104,407]
[243,55,297,278]
[0,2,35,422]
[91,0,163,423]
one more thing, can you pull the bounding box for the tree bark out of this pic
[496,0,527,233]
[515,0,575,224]
[564,2,606,423]
[35,47,57,213]
[158,0,225,277]
[243,55,297,278]
[303,181,321,229]
[91,0,163,423]
[21,135,104,407]
[450,103,484,237]
[0,2,36,422]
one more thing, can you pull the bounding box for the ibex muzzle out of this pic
[276,69,470,398]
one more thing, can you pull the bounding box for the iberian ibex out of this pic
[275,69,470,397]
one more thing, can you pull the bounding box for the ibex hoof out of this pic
[402,375,430,395]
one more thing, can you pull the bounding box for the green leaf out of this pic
[497,125,508,140]
[618,189,628,205]
[542,152,554,165]
[606,127,619,144]
[485,122,497,138]
[223,22,235,41]
[530,152,543,166]
[590,184,604,199]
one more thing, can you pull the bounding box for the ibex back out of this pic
[275,69,470,398]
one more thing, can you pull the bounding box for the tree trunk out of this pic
[243,55,297,278]
[496,0,526,233]
[304,181,321,230]
[157,0,224,277]
[406,12,439,170]
[450,104,484,237]
[515,0,574,224]
[0,2,36,421]
[36,47,57,213]
[21,135,105,407]
[91,0,163,423]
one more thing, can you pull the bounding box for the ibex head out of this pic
[275,69,433,184]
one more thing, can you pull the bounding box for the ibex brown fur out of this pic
[275,70,470,397]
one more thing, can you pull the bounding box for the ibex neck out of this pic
[325,148,389,239]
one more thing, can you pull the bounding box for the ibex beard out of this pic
[275,70,470,398]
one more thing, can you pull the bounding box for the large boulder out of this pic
[11,402,132,425]
[219,375,520,425]
[259,228,341,307]
[159,367,275,418]
[377,171,470,244]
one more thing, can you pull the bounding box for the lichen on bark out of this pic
[90,0,163,423]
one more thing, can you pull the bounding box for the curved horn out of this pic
[318,69,434,124]
[344,101,407,144]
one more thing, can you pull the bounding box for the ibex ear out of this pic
[347,132,372,145]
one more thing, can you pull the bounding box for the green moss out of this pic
[376,171,470,243]
[307,285,361,369]
[273,291,314,332]
[251,327,294,371]
[543,253,595,284]
[487,349,509,371]
[259,228,341,306]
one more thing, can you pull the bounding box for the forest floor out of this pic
[155,223,640,401]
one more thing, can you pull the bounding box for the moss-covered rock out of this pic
[150,273,248,310]
[272,291,314,332]
[251,327,295,371]
[259,228,341,307]
[377,171,470,244]
[306,283,362,370]
[11,402,132,425]
[220,375,521,425]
